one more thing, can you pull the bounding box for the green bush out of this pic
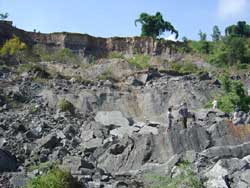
[217,74,250,113]
[127,54,150,69]
[25,167,75,188]
[58,99,75,113]
[236,63,250,70]
[0,35,28,63]
[0,35,27,57]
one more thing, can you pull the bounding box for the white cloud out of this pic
[165,34,178,41]
[218,0,249,19]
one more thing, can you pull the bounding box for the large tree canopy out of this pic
[135,12,178,39]
[225,21,250,37]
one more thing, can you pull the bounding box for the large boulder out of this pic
[0,149,18,172]
[95,111,129,127]
[36,133,61,149]
[207,121,250,147]
[204,157,250,188]
[200,142,250,162]
[97,126,210,173]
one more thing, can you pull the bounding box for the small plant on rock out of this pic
[96,67,115,81]
[58,99,75,113]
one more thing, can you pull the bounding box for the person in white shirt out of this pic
[233,111,239,121]
[212,99,218,110]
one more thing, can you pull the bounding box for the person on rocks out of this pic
[233,105,240,121]
[167,107,174,131]
[212,98,218,110]
[233,105,241,125]
[179,102,189,129]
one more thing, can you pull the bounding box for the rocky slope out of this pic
[1,22,250,188]
[1,59,250,188]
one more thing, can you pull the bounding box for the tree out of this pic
[211,25,221,41]
[226,37,245,64]
[225,21,250,37]
[198,30,207,41]
[182,36,188,42]
[218,74,250,112]
[135,12,178,39]
[0,13,8,20]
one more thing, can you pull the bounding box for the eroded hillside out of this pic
[0,22,250,188]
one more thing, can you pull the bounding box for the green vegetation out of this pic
[17,63,45,74]
[29,103,39,114]
[108,51,124,59]
[208,36,250,67]
[97,67,113,80]
[58,99,75,113]
[27,161,58,172]
[0,35,28,63]
[198,30,207,41]
[32,44,79,64]
[145,161,204,188]
[211,25,221,41]
[225,21,250,37]
[3,95,19,109]
[25,167,76,188]
[217,74,250,113]
[184,21,250,70]
[135,12,178,39]
[128,54,150,69]
[171,61,200,74]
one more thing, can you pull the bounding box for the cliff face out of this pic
[0,22,182,57]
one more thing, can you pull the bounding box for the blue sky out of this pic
[1,0,250,40]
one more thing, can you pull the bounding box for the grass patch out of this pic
[108,51,124,59]
[204,100,213,109]
[144,161,204,188]
[32,45,80,64]
[127,54,150,69]
[58,99,75,113]
[96,67,113,81]
[17,63,50,77]
[25,167,77,188]
[170,61,200,74]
